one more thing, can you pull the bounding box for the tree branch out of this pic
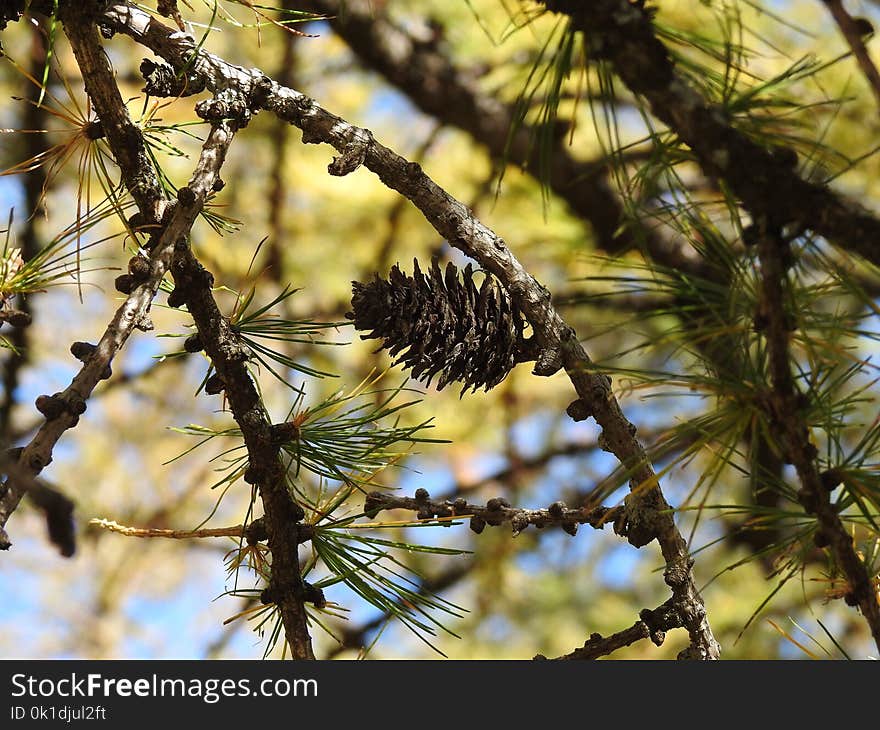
[0,26,48,438]
[89,518,246,540]
[62,4,168,224]
[541,1,880,270]
[0,8,204,535]
[297,0,700,273]
[538,600,682,660]
[0,453,75,556]
[170,237,318,658]
[542,0,880,587]
[755,222,880,652]
[0,4,318,658]
[86,1,718,658]
[822,1,880,112]
[65,9,316,660]
[364,489,625,538]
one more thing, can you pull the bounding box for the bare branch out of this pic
[90,519,247,540]
[364,489,625,538]
[170,239,317,658]
[539,601,682,660]
[62,4,168,224]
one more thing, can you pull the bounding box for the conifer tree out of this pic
[1,0,879,659]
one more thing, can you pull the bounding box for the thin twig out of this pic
[89,518,246,540]
[539,601,682,660]
[364,489,625,537]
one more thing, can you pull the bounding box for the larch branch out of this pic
[91,2,719,658]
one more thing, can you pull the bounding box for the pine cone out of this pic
[348,259,526,394]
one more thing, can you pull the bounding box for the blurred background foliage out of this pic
[1,0,880,659]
